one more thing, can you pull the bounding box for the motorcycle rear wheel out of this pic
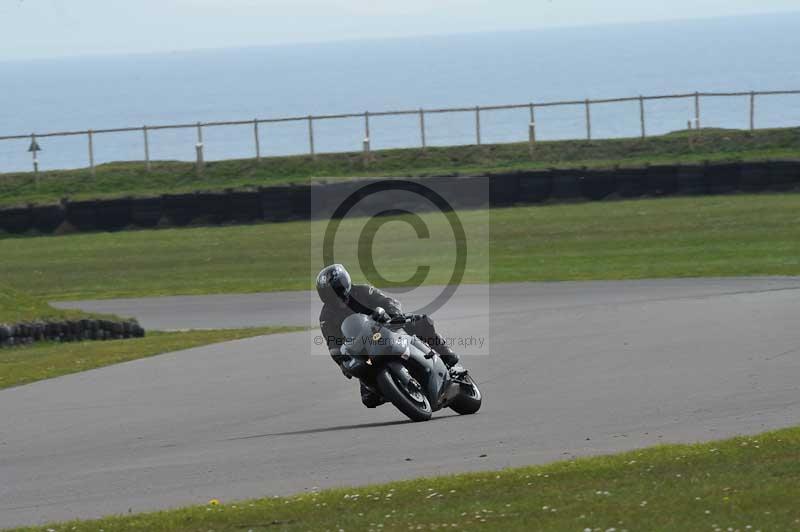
[449,374,482,415]
[376,367,432,422]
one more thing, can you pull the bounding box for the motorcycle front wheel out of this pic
[449,374,482,415]
[376,366,432,422]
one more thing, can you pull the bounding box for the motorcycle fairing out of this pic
[340,314,452,410]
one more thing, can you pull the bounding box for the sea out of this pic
[1,12,799,173]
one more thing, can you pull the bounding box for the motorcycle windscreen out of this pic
[367,327,411,358]
[340,314,410,358]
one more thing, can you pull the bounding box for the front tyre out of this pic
[449,374,482,415]
[376,367,432,422]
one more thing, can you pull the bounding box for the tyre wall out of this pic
[0,161,797,236]
[0,318,145,348]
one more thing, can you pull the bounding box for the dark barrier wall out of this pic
[616,167,647,198]
[0,206,34,233]
[95,198,133,231]
[580,169,616,200]
[66,200,99,231]
[312,176,491,221]
[229,190,263,221]
[0,160,798,236]
[261,186,294,222]
[646,165,679,196]
[131,197,162,227]
[739,162,770,191]
[550,168,583,200]
[32,204,66,233]
[162,194,199,226]
[676,164,708,195]
[707,163,741,195]
[0,318,145,348]
[769,161,800,190]
[517,170,552,203]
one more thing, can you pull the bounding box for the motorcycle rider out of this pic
[316,264,461,408]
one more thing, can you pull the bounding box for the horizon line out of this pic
[1,9,798,65]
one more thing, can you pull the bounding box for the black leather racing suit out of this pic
[319,284,458,408]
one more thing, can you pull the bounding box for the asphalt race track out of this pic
[3,278,800,528]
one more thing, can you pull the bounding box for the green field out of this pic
[8,425,799,532]
[1,127,798,207]
[0,285,96,323]
[0,193,798,300]
[0,326,303,390]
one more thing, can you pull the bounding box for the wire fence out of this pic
[2,89,799,175]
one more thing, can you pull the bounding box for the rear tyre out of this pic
[376,367,432,422]
[449,374,482,415]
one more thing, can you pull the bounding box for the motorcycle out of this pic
[340,308,482,422]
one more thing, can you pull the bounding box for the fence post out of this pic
[528,122,536,158]
[363,111,371,166]
[30,133,39,183]
[475,106,481,146]
[88,130,95,176]
[143,126,151,172]
[195,122,205,176]
[308,115,316,160]
[254,119,261,161]
[694,92,701,131]
[639,96,646,139]
[585,99,592,141]
[749,92,755,132]
[419,109,426,151]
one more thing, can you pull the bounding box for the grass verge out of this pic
[0,326,305,390]
[8,426,800,531]
[0,284,97,323]
[1,127,799,206]
[0,193,798,300]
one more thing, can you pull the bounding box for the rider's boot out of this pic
[432,340,467,376]
[409,317,461,369]
[360,381,385,408]
[433,337,460,367]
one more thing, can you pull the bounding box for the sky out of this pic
[1,0,798,61]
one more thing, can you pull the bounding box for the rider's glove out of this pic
[330,348,353,379]
[340,356,369,380]
[372,307,390,323]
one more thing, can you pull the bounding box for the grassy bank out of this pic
[0,193,798,300]
[9,426,800,531]
[0,285,94,323]
[0,326,304,390]
[1,127,799,207]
